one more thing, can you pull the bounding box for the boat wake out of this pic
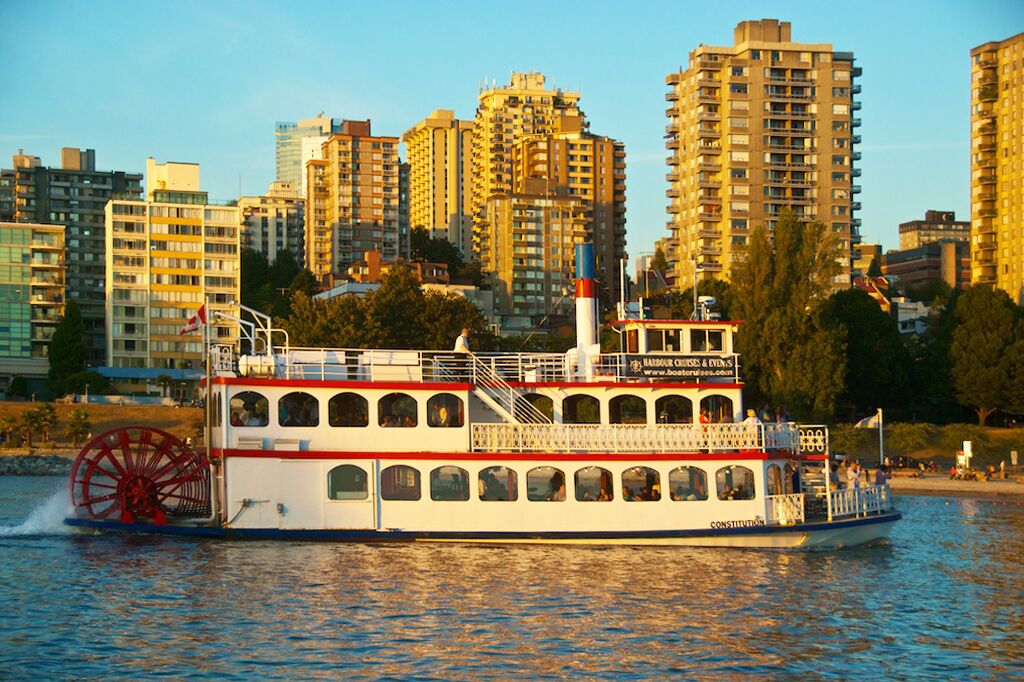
[0,490,73,537]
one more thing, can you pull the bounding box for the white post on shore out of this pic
[877,407,884,466]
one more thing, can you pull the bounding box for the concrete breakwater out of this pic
[0,455,73,476]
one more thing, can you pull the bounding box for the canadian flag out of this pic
[179,304,208,335]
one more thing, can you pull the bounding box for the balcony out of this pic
[978,208,997,218]
[978,84,998,102]
[699,212,723,222]
[851,118,862,127]
[977,174,996,184]
[851,84,862,94]
[666,73,681,86]
[666,137,680,149]
[666,90,679,102]
[852,184,861,194]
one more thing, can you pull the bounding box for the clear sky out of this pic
[2,0,1022,255]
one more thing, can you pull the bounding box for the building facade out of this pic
[470,73,586,273]
[304,120,402,283]
[239,181,304,265]
[402,109,475,254]
[104,161,239,397]
[882,240,971,292]
[0,222,65,381]
[665,19,861,288]
[970,32,1024,304]
[275,115,343,199]
[898,210,970,250]
[0,149,142,366]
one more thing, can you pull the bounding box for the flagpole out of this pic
[878,407,884,466]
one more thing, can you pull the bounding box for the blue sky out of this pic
[2,0,1022,254]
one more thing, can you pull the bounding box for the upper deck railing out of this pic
[228,346,741,385]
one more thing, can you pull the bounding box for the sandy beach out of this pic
[888,475,1024,498]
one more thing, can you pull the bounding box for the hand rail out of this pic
[766,493,805,525]
[827,484,891,520]
[469,355,551,424]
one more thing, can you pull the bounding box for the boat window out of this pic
[717,465,756,500]
[648,329,664,352]
[622,466,661,501]
[229,391,269,427]
[430,466,470,501]
[328,392,368,427]
[625,328,639,353]
[563,395,600,424]
[609,395,647,424]
[575,466,614,501]
[479,466,518,501]
[664,329,682,352]
[279,391,319,427]
[515,393,554,422]
[327,465,368,500]
[527,466,565,502]
[427,393,464,428]
[690,329,724,353]
[700,395,734,423]
[655,395,693,424]
[381,465,421,501]
[767,464,783,496]
[784,463,800,494]
[669,466,708,501]
[379,392,417,428]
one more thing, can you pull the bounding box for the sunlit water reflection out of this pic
[1,478,1021,680]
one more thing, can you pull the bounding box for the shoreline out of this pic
[888,475,1024,498]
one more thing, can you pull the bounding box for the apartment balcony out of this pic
[767,143,811,152]
[766,92,814,102]
[978,122,997,135]
[666,137,680,150]
[851,84,862,94]
[699,245,722,256]
[977,192,996,202]
[697,162,721,173]
[666,154,680,166]
[698,112,721,122]
[851,168,862,177]
[698,93,719,104]
[976,104,996,119]
[975,238,997,251]
[976,142,997,153]
[665,120,680,134]
[978,208,998,218]
[978,84,998,102]
[698,228,720,238]
[852,184,861,194]
[666,73,681,86]
[976,157,997,169]
[851,201,862,211]
[698,178,722,189]
[666,187,680,198]
[697,58,721,70]
[666,90,680,102]
[977,174,997,184]
[852,151,862,161]
[698,143,722,154]
[851,118,862,127]
[666,170,679,182]
[668,202,680,214]
[698,126,721,138]
[698,212,723,221]
[851,101,862,111]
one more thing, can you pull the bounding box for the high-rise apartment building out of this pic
[665,19,861,288]
[510,115,627,308]
[275,115,343,198]
[239,181,305,265]
[304,120,402,283]
[402,109,475,254]
[104,160,239,397]
[899,210,970,250]
[970,32,1024,304]
[471,73,586,272]
[882,241,971,292]
[0,222,64,381]
[0,149,142,366]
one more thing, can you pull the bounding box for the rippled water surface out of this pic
[1,477,1022,680]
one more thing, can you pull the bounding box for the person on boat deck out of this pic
[699,409,711,425]
[846,461,862,489]
[547,471,566,501]
[829,463,842,491]
[453,328,471,354]
[742,409,762,424]
[875,465,891,486]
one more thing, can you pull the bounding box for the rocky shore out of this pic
[0,454,74,476]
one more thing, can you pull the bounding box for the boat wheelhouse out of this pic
[66,245,899,548]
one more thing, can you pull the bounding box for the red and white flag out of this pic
[179,304,208,335]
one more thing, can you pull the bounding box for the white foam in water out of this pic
[0,490,74,537]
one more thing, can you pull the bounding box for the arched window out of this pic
[784,463,800,494]
[229,391,268,427]
[381,465,421,501]
[609,395,647,424]
[479,466,517,501]
[700,395,734,423]
[427,393,464,428]
[527,466,565,502]
[379,392,417,428]
[327,465,368,500]
[279,391,319,427]
[574,466,614,501]
[655,395,693,424]
[515,393,554,422]
[622,466,661,501]
[329,392,368,427]
[563,395,600,424]
[669,466,708,501]
[430,466,469,501]
[717,465,756,500]
[767,464,783,496]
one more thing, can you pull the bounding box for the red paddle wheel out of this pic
[70,427,211,524]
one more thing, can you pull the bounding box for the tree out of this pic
[290,269,320,297]
[664,279,735,320]
[420,291,496,352]
[866,258,883,278]
[65,408,91,447]
[820,289,910,413]
[362,266,427,348]
[410,227,465,272]
[829,423,868,457]
[49,300,86,396]
[16,406,44,449]
[63,370,112,396]
[939,423,990,455]
[36,403,57,444]
[730,211,846,420]
[885,423,934,457]
[949,285,1024,425]
[0,415,17,448]
[240,248,271,310]
[270,250,301,290]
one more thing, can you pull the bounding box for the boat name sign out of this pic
[624,354,736,380]
[709,518,767,529]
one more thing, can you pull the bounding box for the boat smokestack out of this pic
[575,243,597,351]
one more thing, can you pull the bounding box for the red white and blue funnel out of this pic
[575,243,598,356]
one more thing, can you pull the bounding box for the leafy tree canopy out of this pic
[49,300,86,396]
[410,227,465,273]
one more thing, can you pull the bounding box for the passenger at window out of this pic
[598,470,614,501]
[547,471,566,501]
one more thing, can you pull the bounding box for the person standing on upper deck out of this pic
[454,328,471,354]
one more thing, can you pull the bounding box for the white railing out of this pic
[469,355,551,424]
[471,422,798,454]
[767,493,805,525]
[828,484,891,519]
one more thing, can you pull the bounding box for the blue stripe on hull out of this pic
[64,512,901,543]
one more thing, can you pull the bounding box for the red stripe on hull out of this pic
[212,377,473,391]
[213,448,825,463]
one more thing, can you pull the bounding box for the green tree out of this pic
[278,292,366,348]
[270,250,301,290]
[949,285,1024,425]
[0,415,18,448]
[866,258,883,278]
[650,247,669,280]
[939,423,990,455]
[829,423,868,457]
[420,291,496,351]
[664,279,735,321]
[730,211,846,420]
[290,269,320,297]
[362,266,427,348]
[240,248,271,310]
[36,403,57,443]
[48,300,86,396]
[820,289,910,413]
[63,370,112,396]
[885,422,934,457]
[65,407,91,447]
[17,406,44,449]
[410,227,465,272]
[7,375,28,398]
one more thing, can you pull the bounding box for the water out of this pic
[1,477,1022,680]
